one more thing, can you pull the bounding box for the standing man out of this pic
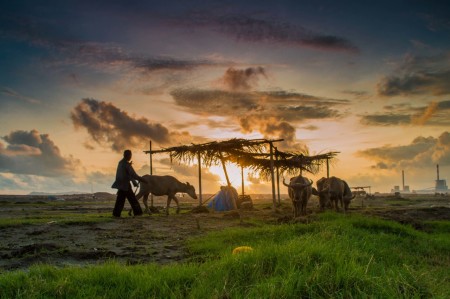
[112,149,146,217]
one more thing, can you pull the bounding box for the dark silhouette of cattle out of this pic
[313,177,331,210]
[312,176,354,212]
[136,175,197,215]
[283,176,313,217]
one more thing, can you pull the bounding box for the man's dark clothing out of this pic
[112,158,141,191]
[111,158,143,217]
[112,185,142,217]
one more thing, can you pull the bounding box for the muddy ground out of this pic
[0,193,449,272]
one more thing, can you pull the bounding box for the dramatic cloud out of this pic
[171,89,261,117]
[53,41,228,73]
[360,100,450,126]
[360,114,411,126]
[411,101,439,125]
[240,116,308,152]
[171,87,349,151]
[221,67,267,91]
[71,98,193,152]
[357,131,450,169]
[377,52,450,96]
[378,71,450,96]
[173,12,359,53]
[171,89,348,122]
[0,15,230,74]
[0,130,78,177]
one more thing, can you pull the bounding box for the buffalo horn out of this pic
[290,178,313,188]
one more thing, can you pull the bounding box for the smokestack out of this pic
[402,170,405,190]
[437,164,440,180]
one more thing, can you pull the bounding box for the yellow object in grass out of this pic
[232,246,254,254]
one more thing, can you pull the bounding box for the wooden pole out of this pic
[197,151,202,205]
[218,152,231,187]
[149,140,152,175]
[326,157,330,178]
[241,165,245,196]
[218,152,236,209]
[269,142,276,209]
[275,148,280,205]
[149,140,154,207]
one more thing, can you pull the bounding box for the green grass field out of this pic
[0,212,449,298]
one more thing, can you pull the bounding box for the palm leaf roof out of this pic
[145,138,338,179]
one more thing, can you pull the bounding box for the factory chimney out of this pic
[402,170,405,190]
[437,164,440,180]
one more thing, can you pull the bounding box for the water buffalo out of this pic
[342,180,354,210]
[283,176,313,217]
[135,175,197,215]
[312,176,354,212]
[313,177,331,210]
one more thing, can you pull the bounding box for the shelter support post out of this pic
[149,140,154,207]
[197,151,202,205]
[275,148,280,205]
[149,140,152,175]
[219,152,231,187]
[241,165,245,196]
[269,142,276,209]
[326,158,330,178]
[218,152,236,209]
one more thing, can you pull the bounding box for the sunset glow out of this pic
[209,164,248,190]
[1,1,449,195]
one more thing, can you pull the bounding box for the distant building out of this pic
[391,185,400,193]
[403,185,410,193]
[436,180,448,192]
[435,164,448,192]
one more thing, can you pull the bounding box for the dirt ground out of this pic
[0,193,449,272]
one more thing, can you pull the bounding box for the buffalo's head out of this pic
[318,189,331,209]
[185,182,198,199]
[313,177,331,209]
[283,177,313,201]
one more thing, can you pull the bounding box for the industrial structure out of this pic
[402,170,410,193]
[392,170,410,193]
[401,164,448,194]
[435,164,448,192]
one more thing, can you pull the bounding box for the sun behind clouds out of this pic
[209,163,250,192]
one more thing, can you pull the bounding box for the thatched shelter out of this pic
[227,149,338,179]
[144,138,338,208]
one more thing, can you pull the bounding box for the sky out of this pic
[1,0,449,195]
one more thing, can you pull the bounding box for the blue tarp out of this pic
[207,186,238,211]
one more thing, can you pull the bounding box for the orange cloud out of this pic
[411,101,438,125]
[221,67,267,91]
